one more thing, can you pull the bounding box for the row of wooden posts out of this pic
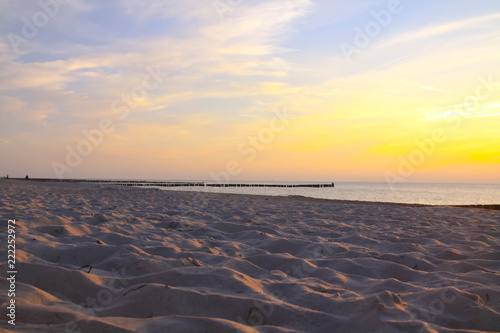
[18,178,335,188]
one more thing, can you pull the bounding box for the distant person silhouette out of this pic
[25,175,29,180]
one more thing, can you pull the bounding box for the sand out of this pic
[0,179,499,333]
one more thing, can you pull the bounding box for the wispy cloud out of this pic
[377,12,500,49]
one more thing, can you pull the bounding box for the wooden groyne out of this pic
[13,178,334,188]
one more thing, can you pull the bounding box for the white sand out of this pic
[1,179,499,333]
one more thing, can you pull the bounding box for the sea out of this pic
[150,181,500,206]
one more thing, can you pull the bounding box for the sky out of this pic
[0,0,499,183]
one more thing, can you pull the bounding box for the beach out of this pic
[1,179,499,333]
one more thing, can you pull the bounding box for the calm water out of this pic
[152,182,500,206]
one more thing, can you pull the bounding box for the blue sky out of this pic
[1,0,499,182]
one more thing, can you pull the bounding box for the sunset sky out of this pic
[1,0,499,182]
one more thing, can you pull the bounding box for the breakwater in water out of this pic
[14,178,335,188]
